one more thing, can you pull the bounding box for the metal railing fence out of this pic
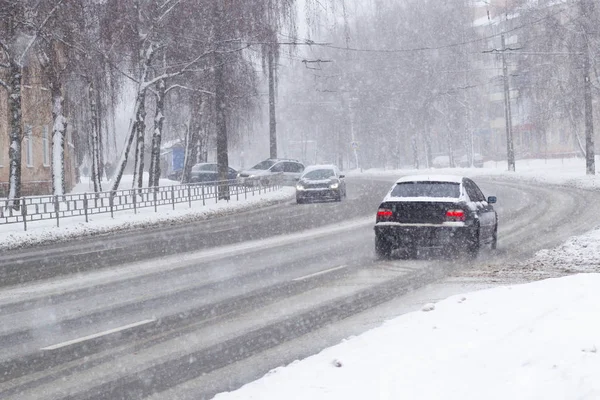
[0,179,282,231]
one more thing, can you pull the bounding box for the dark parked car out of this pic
[190,163,238,183]
[167,169,183,181]
[374,175,497,259]
[295,165,346,204]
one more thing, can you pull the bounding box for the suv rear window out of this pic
[252,160,276,170]
[390,182,460,198]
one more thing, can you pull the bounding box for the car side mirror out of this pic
[339,174,345,179]
[487,196,497,204]
[295,177,300,182]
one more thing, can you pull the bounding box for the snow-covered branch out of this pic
[157,0,182,24]
[142,49,211,88]
[0,78,8,89]
[18,0,66,66]
[164,84,215,96]
[143,45,250,89]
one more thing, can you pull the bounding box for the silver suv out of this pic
[237,159,305,186]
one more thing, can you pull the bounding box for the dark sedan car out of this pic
[296,165,346,203]
[374,175,497,259]
[190,163,238,183]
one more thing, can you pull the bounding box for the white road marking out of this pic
[293,265,348,282]
[40,318,156,351]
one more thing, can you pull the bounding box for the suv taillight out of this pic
[446,209,466,222]
[376,208,393,222]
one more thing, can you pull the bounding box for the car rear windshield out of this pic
[390,182,460,198]
[192,164,216,172]
[252,160,276,170]
[303,169,335,180]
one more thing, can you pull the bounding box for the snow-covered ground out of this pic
[349,157,600,191]
[70,173,177,193]
[0,184,295,251]
[216,272,600,400]
[213,158,600,400]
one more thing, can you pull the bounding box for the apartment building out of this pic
[0,52,77,197]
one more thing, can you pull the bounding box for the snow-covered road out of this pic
[2,175,600,399]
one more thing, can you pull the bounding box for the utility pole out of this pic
[268,45,277,159]
[348,99,359,170]
[501,33,516,172]
[581,0,595,175]
[462,24,474,168]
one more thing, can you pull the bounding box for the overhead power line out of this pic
[299,5,574,54]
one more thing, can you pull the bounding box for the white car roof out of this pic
[395,175,464,184]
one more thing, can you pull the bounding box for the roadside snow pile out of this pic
[532,228,600,273]
[215,274,600,400]
[350,157,600,191]
[0,187,295,250]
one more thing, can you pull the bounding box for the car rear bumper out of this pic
[374,223,476,248]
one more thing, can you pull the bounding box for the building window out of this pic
[43,126,50,166]
[25,125,33,167]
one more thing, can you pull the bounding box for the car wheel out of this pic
[296,197,304,204]
[491,224,498,250]
[465,226,480,258]
[375,234,392,260]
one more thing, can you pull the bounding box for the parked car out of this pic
[237,158,305,186]
[432,155,451,168]
[458,153,485,168]
[374,175,497,259]
[167,169,183,181]
[296,165,346,204]
[190,163,238,183]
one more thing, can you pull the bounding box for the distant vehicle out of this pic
[167,169,183,181]
[190,163,238,183]
[374,175,497,259]
[296,165,346,204]
[458,153,485,168]
[432,155,451,168]
[237,158,305,186]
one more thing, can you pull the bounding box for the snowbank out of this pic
[0,187,295,250]
[349,157,600,191]
[215,273,600,400]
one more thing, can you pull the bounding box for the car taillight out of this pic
[446,209,466,222]
[377,209,393,222]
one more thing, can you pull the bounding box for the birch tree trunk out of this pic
[7,63,23,208]
[89,82,102,193]
[51,83,67,196]
[182,94,202,184]
[148,79,166,187]
[132,92,147,189]
[213,2,230,200]
[110,44,156,192]
[95,86,105,180]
